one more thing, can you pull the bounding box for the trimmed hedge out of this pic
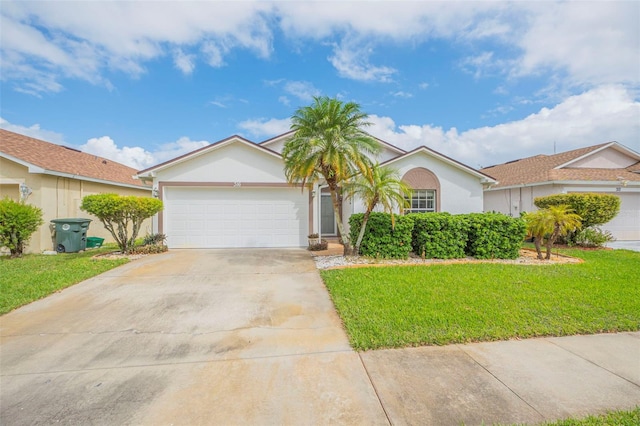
[410,212,469,259]
[465,213,527,259]
[349,211,526,260]
[349,213,413,259]
[534,193,620,228]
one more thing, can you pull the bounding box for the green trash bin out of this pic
[51,218,92,253]
[86,237,105,248]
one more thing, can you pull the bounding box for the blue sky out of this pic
[1,1,639,170]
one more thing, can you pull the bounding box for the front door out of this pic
[320,194,337,236]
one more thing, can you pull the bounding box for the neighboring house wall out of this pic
[0,157,151,253]
[485,184,640,240]
[484,185,561,217]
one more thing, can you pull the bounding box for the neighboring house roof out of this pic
[382,146,497,183]
[0,129,148,189]
[481,142,640,189]
[137,135,281,177]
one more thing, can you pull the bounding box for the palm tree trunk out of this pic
[329,189,352,256]
[354,210,372,256]
[534,236,544,260]
[545,225,560,259]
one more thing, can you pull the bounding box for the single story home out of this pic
[481,142,640,241]
[137,131,496,249]
[0,129,152,253]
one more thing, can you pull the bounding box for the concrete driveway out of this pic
[3,249,639,425]
[1,249,387,425]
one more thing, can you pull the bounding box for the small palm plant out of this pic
[524,205,582,259]
[344,165,411,256]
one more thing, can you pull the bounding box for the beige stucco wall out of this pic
[484,184,640,240]
[570,147,636,169]
[0,157,152,253]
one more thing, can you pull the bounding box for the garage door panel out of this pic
[602,193,639,241]
[164,187,308,248]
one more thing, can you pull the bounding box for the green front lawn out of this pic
[533,406,640,426]
[322,249,640,350]
[0,248,129,315]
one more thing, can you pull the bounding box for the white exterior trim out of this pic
[382,147,496,184]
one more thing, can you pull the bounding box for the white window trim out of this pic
[405,189,436,213]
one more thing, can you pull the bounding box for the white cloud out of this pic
[2,2,637,94]
[79,135,209,170]
[283,81,321,102]
[328,40,396,83]
[418,82,429,90]
[368,85,640,168]
[514,2,640,86]
[152,137,210,164]
[391,91,413,98]
[278,96,290,106]
[0,117,65,143]
[80,136,155,170]
[238,117,291,139]
[173,49,196,74]
[1,1,274,94]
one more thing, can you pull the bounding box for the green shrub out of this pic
[129,244,169,255]
[572,226,615,248]
[142,233,166,246]
[349,212,413,259]
[465,213,527,259]
[0,198,44,258]
[81,194,163,254]
[410,212,469,259]
[534,193,620,228]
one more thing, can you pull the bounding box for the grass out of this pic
[0,247,129,315]
[531,406,640,425]
[321,248,640,350]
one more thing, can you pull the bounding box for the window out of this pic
[405,190,436,213]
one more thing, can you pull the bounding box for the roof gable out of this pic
[137,135,281,177]
[481,142,640,188]
[382,146,496,183]
[0,129,148,189]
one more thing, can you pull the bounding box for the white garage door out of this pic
[164,186,309,248]
[603,192,640,241]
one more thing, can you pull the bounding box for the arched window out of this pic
[402,167,441,213]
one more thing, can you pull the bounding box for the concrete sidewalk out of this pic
[361,332,640,425]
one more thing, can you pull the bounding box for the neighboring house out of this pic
[137,131,495,249]
[0,129,152,253]
[481,142,640,241]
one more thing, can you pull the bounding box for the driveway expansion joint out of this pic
[457,344,546,422]
[357,352,393,426]
[546,337,640,389]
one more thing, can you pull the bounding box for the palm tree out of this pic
[344,165,411,255]
[545,205,582,259]
[524,209,553,259]
[282,96,381,255]
[525,205,581,259]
